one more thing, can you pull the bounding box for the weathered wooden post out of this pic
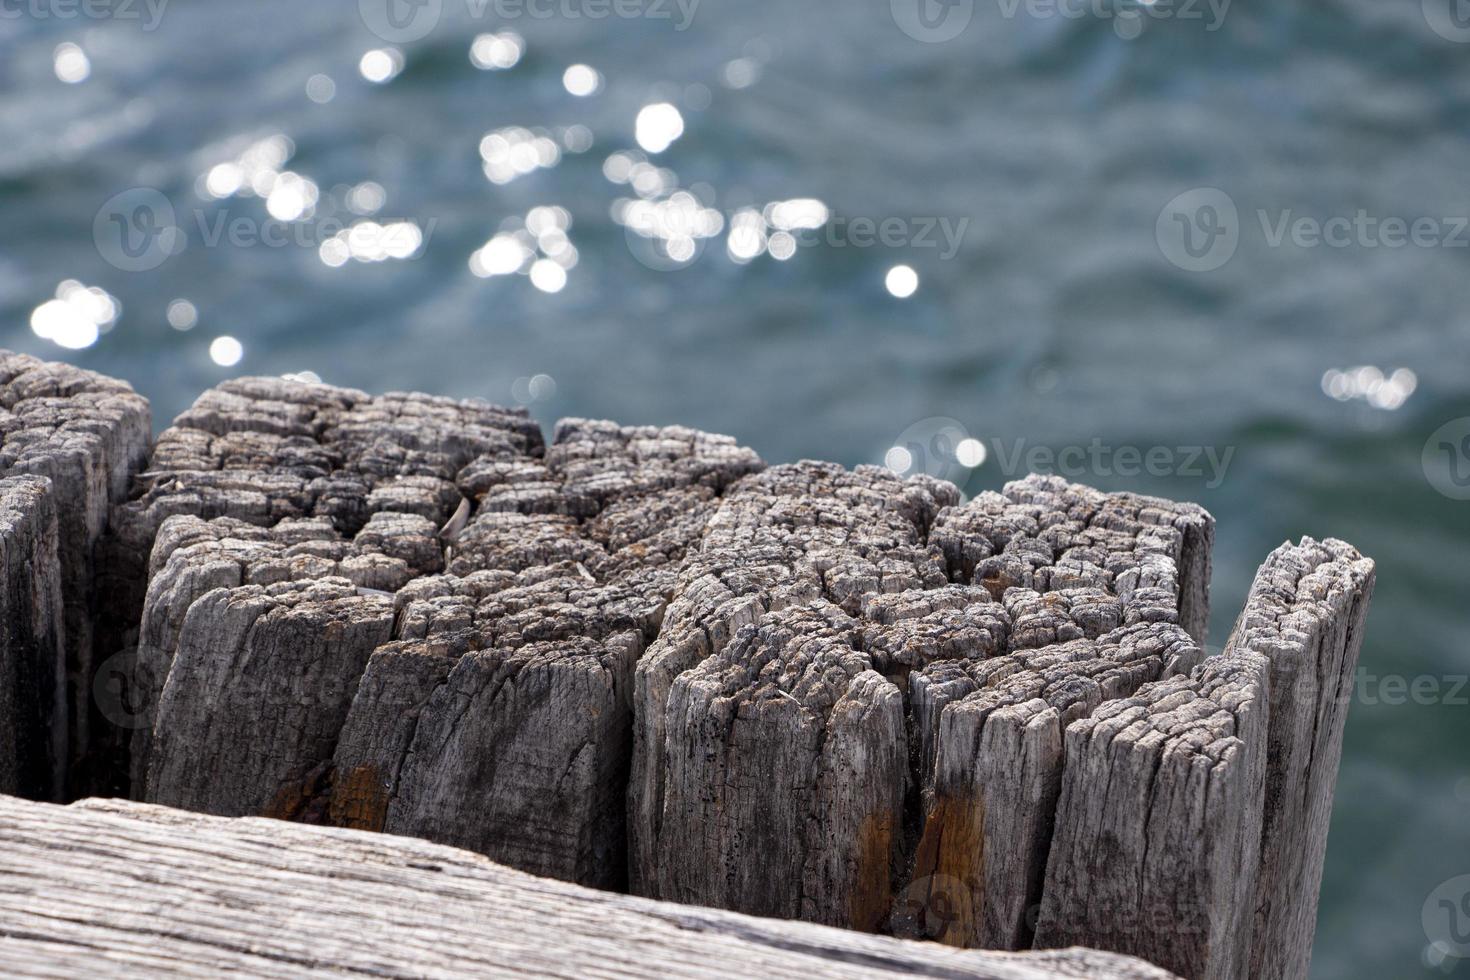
[112,379,761,888]
[105,378,547,813]
[894,479,1213,949]
[1031,537,1372,980]
[336,420,760,889]
[0,358,1375,979]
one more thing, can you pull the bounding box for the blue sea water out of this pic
[2,1,1469,975]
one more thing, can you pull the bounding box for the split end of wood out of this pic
[0,355,1374,980]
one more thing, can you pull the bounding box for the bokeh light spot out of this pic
[885,265,919,299]
[210,336,243,367]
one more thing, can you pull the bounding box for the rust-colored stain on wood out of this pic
[905,792,984,947]
[979,576,1007,601]
[849,811,896,933]
[261,762,335,825]
[326,764,391,832]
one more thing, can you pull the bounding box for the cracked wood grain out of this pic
[0,352,149,799]
[122,379,762,889]
[327,418,760,887]
[1230,537,1375,980]
[0,476,65,799]
[0,795,1182,980]
[928,476,1213,643]
[631,470,1218,940]
[907,620,1201,950]
[2,361,1376,980]
[628,461,958,918]
[1033,651,1271,980]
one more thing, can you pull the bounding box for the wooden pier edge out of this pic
[0,795,1180,980]
[0,354,1378,980]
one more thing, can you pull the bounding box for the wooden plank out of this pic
[0,352,149,798]
[0,794,1181,979]
[1227,538,1375,980]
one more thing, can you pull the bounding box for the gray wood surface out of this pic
[122,380,539,814]
[0,477,65,799]
[633,468,1217,940]
[0,352,149,798]
[1228,537,1375,980]
[630,461,956,926]
[120,380,762,889]
[0,365,1375,980]
[1033,650,1271,980]
[910,620,1199,950]
[927,476,1214,645]
[0,794,1181,979]
[342,419,760,888]
[890,476,1210,951]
